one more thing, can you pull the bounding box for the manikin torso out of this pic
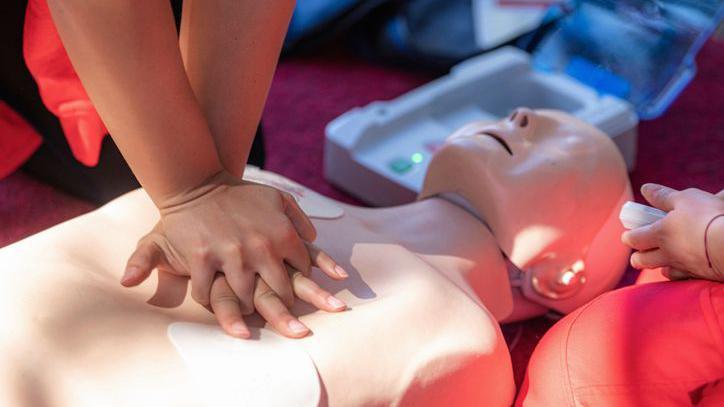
[0,109,630,406]
[0,176,515,407]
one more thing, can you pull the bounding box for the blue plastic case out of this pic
[534,0,724,119]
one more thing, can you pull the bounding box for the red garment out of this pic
[23,0,106,167]
[517,280,724,406]
[0,101,42,179]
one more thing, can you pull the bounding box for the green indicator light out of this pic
[411,152,424,164]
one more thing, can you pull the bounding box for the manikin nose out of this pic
[508,107,534,129]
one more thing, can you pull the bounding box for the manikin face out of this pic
[421,108,630,306]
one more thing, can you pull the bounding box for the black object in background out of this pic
[0,0,266,204]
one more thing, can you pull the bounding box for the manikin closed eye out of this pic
[474,131,513,155]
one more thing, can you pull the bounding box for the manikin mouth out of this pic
[477,132,513,156]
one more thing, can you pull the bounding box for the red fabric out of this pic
[0,102,42,179]
[635,267,670,284]
[516,280,724,406]
[21,0,107,167]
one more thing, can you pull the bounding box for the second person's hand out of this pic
[622,184,724,281]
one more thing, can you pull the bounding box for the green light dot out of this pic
[411,153,424,164]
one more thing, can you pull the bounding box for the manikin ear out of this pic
[521,255,587,302]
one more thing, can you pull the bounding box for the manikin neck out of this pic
[436,192,491,230]
[414,194,549,323]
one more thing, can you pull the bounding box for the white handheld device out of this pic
[619,201,667,230]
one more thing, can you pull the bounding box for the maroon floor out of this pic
[1,40,722,388]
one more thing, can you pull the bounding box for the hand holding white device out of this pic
[619,201,667,230]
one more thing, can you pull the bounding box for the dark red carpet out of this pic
[1,40,722,388]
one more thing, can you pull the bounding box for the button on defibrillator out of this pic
[389,157,413,174]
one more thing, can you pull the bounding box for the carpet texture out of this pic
[0,40,721,389]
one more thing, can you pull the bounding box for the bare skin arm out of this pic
[709,211,724,278]
[180,0,295,176]
[47,0,221,203]
[48,0,347,338]
[167,1,350,337]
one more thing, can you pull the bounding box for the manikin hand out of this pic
[622,184,724,282]
[120,172,349,337]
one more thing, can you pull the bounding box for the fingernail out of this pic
[641,183,658,192]
[231,322,249,337]
[120,266,139,285]
[334,265,349,278]
[326,296,346,310]
[288,319,309,334]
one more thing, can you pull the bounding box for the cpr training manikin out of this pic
[0,108,632,406]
